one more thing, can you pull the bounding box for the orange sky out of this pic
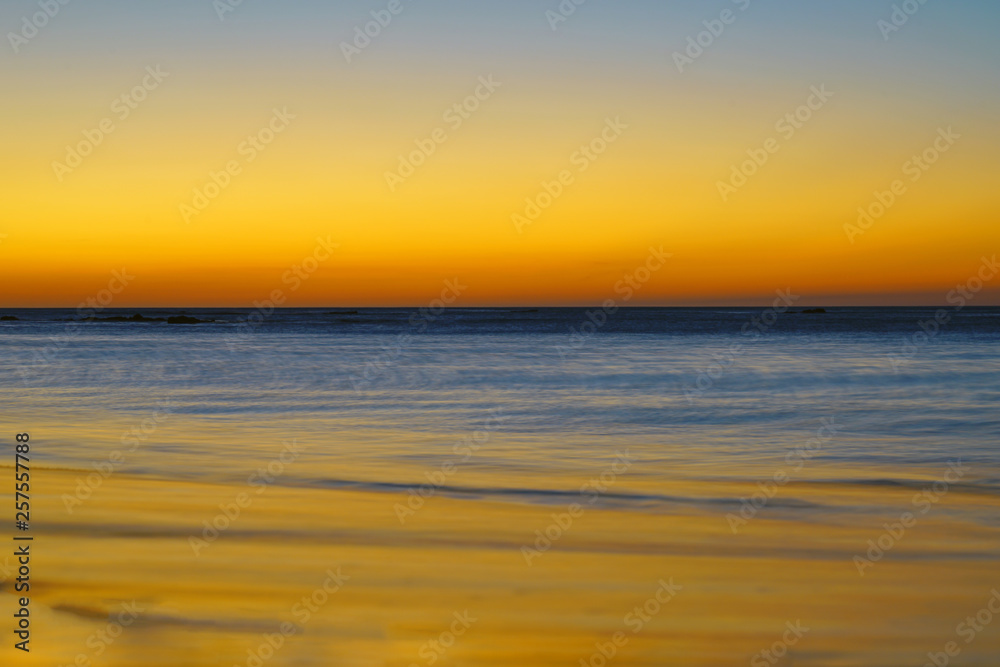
[2,1,998,307]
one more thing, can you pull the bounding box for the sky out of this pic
[1,0,999,307]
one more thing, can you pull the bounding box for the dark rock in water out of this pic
[1,315,19,321]
[99,313,165,322]
[167,315,207,324]
[801,308,827,314]
[326,311,359,315]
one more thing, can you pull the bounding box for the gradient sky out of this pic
[2,0,999,307]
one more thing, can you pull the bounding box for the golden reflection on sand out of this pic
[2,466,999,666]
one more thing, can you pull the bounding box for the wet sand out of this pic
[3,465,1000,666]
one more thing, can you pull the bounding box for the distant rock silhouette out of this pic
[167,315,208,324]
[0,315,19,321]
[801,308,827,314]
[98,313,165,322]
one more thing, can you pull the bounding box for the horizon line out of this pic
[3,304,1000,311]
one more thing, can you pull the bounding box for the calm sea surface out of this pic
[1,307,999,665]
[4,307,999,485]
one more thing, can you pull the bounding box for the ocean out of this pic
[1,307,999,666]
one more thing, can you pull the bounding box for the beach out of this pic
[2,465,1000,665]
[1,307,999,665]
